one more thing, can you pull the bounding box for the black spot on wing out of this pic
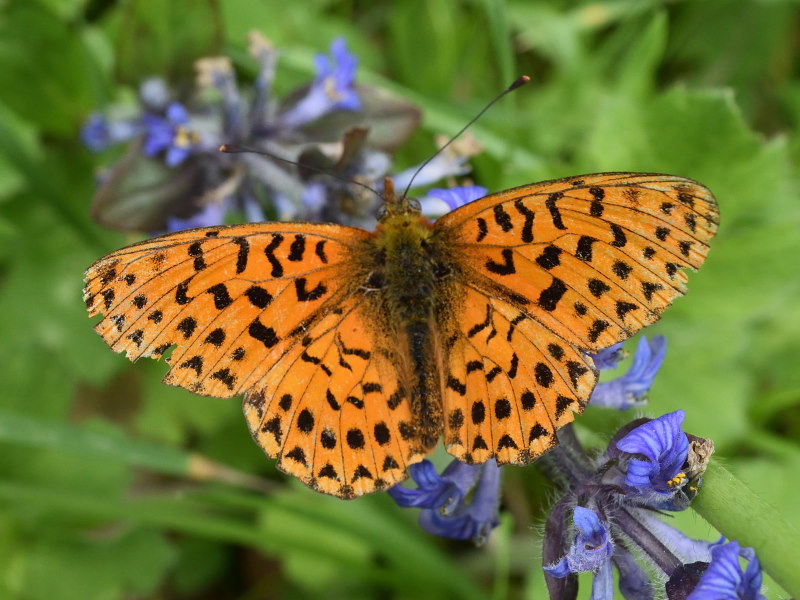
[538,277,567,311]
[476,218,488,242]
[642,281,664,302]
[575,236,597,262]
[245,285,272,308]
[610,224,627,248]
[468,304,492,338]
[211,368,236,390]
[588,279,610,298]
[513,199,535,243]
[264,234,284,277]
[588,320,609,344]
[177,316,197,339]
[493,205,513,232]
[175,279,192,305]
[233,237,249,273]
[315,240,328,263]
[447,376,467,396]
[612,261,633,280]
[188,241,206,271]
[485,249,516,275]
[288,234,306,261]
[204,328,226,347]
[616,301,639,320]
[207,283,233,309]
[295,278,327,301]
[536,245,562,270]
[249,319,279,348]
[546,192,567,230]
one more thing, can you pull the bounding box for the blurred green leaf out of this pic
[3,527,175,600]
[102,0,222,87]
[0,3,101,136]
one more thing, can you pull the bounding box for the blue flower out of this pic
[687,541,765,600]
[388,459,501,544]
[616,410,689,498]
[280,37,360,128]
[392,153,472,193]
[81,113,140,152]
[590,335,666,409]
[166,201,227,232]
[141,102,199,167]
[423,185,487,214]
[165,193,266,232]
[590,342,625,371]
[545,507,615,599]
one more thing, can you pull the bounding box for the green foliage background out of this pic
[0,0,798,598]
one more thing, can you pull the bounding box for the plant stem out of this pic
[691,460,800,596]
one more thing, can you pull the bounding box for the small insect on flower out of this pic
[84,76,719,498]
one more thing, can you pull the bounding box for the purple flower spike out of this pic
[388,459,501,544]
[545,507,614,577]
[280,37,360,128]
[425,185,487,213]
[590,336,667,409]
[686,541,765,600]
[616,410,689,496]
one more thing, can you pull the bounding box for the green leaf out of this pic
[0,3,101,136]
[7,527,175,600]
[101,0,223,87]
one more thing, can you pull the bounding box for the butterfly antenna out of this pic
[401,75,531,200]
[219,144,384,202]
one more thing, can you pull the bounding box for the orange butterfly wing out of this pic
[243,294,421,498]
[434,173,718,464]
[85,223,420,497]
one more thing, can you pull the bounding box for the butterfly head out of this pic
[378,177,422,222]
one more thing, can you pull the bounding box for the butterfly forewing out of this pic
[84,223,370,397]
[435,173,719,352]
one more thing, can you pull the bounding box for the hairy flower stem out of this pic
[538,425,594,488]
[614,508,683,576]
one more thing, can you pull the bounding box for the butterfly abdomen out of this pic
[369,212,451,451]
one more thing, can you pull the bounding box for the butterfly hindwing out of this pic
[440,285,597,465]
[243,295,419,498]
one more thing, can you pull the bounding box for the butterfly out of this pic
[84,173,718,498]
